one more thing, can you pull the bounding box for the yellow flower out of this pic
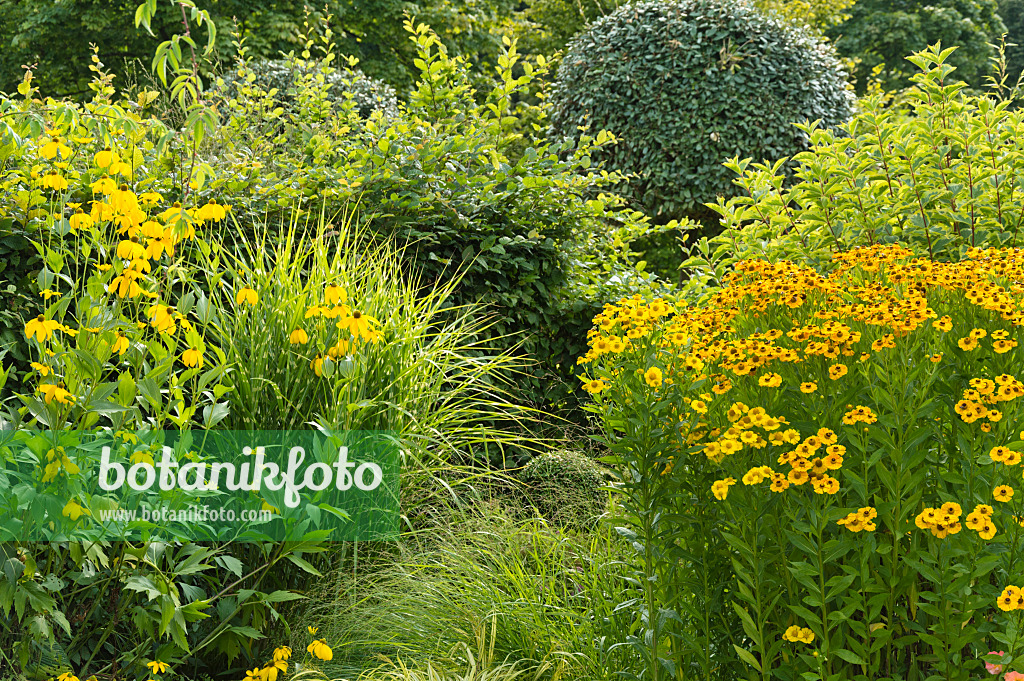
[711,478,735,500]
[30,362,51,376]
[62,499,90,521]
[24,315,61,342]
[245,668,262,681]
[94,147,120,169]
[325,284,346,305]
[307,639,333,661]
[958,336,979,351]
[40,173,68,191]
[38,383,73,405]
[289,328,309,345]
[308,626,318,635]
[828,364,848,380]
[643,366,663,388]
[40,136,71,160]
[999,585,1022,612]
[758,372,782,387]
[195,199,228,222]
[799,382,817,394]
[236,287,258,306]
[112,333,130,355]
[337,309,381,343]
[182,347,203,368]
[994,485,1014,502]
[147,304,176,334]
[273,646,292,662]
[146,661,170,675]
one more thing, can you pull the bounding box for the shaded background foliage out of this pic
[827,0,1007,93]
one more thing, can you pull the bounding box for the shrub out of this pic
[215,57,400,119]
[581,243,1024,680]
[515,449,608,527]
[547,0,854,224]
[690,45,1024,299]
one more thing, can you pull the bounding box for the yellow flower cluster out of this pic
[964,504,997,540]
[302,286,382,376]
[773,427,842,494]
[998,585,1024,612]
[837,507,877,532]
[914,502,963,538]
[711,477,736,500]
[243,646,292,681]
[782,625,815,643]
[954,375,1024,426]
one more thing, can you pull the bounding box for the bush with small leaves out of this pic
[217,57,400,119]
[515,449,607,528]
[548,0,854,223]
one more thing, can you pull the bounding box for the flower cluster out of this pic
[837,507,877,532]
[998,585,1024,612]
[782,625,815,643]
[914,502,963,538]
[965,505,998,540]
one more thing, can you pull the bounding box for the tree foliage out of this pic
[827,0,1007,93]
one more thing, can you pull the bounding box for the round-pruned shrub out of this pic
[218,58,400,119]
[515,449,608,527]
[548,0,854,223]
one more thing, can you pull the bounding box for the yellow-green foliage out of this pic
[582,243,1024,679]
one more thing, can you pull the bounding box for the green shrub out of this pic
[686,44,1024,300]
[548,0,854,224]
[515,449,607,528]
[216,57,400,119]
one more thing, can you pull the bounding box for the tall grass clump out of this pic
[196,214,533,458]
[295,506,641,681]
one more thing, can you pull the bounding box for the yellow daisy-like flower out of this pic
[236,287,258,306]
[828,364,848,379]
[711,478,735,500]
[289,328,309,344]
[62,499,90,521]
[643,366,663,388]
[337,310,381,343]
[325,285,347,305]
[181,347,203,368]
[24,315,61,342]
[307,639,333,661]
[38,383,74,405]
[146,661,170,675]
[799,382,817,394]
[994,485,1014,502]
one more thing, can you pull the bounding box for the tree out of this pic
[0,0,525,99]
[997,0,1024,87]
[827,0,1007,93]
